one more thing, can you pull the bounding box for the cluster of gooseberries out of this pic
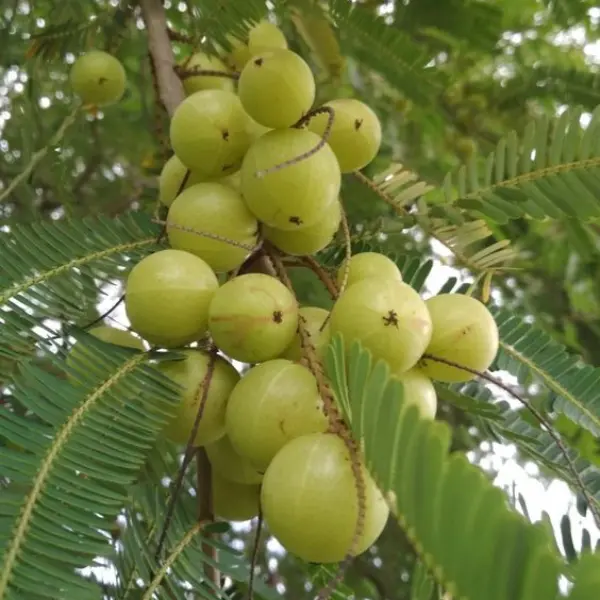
[68,20,500,565]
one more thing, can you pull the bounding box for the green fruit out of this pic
[170,90,252,177]
[419,294,499,383]
[166,182,259,273]
[337,252,403,289]
[125,249,218,348]
[158,350,239,446]
[158,155,207,207]
[261,433,389,563]
[263,199,341,256]
[208,274,299,363]
[241,128,341,230]
[391,368,437,419]
[226,360,328,470]
[307,99,382,172]
[181,52,234,95]
[213,473,260,522]
[225,20,288,71]
[238,49,315,129]
[70,50,126,106]
[330,278,432,374]
[281,306,331,362]
[205,435,263,484]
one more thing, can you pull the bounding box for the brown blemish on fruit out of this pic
[382,310,399,328]
[254,58,264,67]
[98,77,108,85]
[278,419,286,433]
[354,118,363,131]
[221,130,230,141]
[289,216,303,226]
[272,310,283,323]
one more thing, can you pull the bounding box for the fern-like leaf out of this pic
[566,551,600,599]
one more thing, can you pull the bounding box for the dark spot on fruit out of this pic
[221,129,229,141]
[289,216,303,226]
[273,310,283,323]
[354,118,363,131]
[254,58,264,67]
[98,77,108,85]
[278,419,286,433]
[221,163,234,171]
[383,310,399,328]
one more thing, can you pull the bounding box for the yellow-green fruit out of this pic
[281,306,331,362]
[158,350,240,446]
[158,155,207,207]
[391,368,437,419]
[221,170,241,192]
[170,89,252,177]
[238,49,315,129]
[66,326,144,382]
[419,294,499,383]
[263,199,341,256]
[337,252,402,289]
[213,473,260,521]
[208,274,299,363]
[261,433,389,563]
[307,99,381,172]
[330,278,432,374]
[166,182,259,273]
[225,20,288,71]
[125,249,218,348]
[181,52,234,95]
[205,435,263,484]
[241,128,341,230]
[226,360,328,471]
[70,50,126,106]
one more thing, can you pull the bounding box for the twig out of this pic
[175,65,240,81]
[167,27,195,45]
[422,353,600,528]
[247,509,264,600]
[0,106,80,204]
[300,256,339,299]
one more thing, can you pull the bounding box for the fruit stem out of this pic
[175,65,240,80]
[422,353,600,528]
[246,508,264,600]
[254,106,336,179]
[300,256,339,299]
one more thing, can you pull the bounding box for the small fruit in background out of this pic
[70,50,126,106]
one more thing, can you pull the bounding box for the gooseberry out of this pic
[238,49,315,129]
[125,249,218,348]
[157,350,239,446]
[330,278,432,374]
[205,435,263,485]
[166,182,258,273]
[213,473,260,522]
[208,274,298,363]
[158,155,206,207]
[261,432,389,563]
[337,252,403,289]
[226,359,328,470]
[240,128,341,230]
[70,50,126,106]
[281,306,331,362]
[419,294,499,382]
[181,52,234,95]
[391,367,437,419]
[225,20,288,71]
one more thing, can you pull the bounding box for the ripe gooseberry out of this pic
[391,368,437,419]
[213,473,260,522]
[205,435,263,484]
[170,90,252,177]
[158,155,206,207]
[261,432,389,563]
[337,252,403,289]
[166,182,259,273]
[157,350,239,446]
[181,52,234,95]
[280,306,331,362]
[307,99,382,172]
[419,294,499,382]
[241,128,341,230]
[225,20,288,71]
[125,249,218,348]
[238,49,315,129]
[263,199,341,256]
[225,359,328,470]
[70,50,126,106]
[208,274,299,363]
[330,278,432,374]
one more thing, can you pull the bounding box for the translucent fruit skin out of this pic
[238,49,316,129]
[166,182,258,272]
[181,52,234,95]
[241,129,341,230]
[205,435,263,485]
[213,473,260,522]
[330,278,433,374]
[125,249,219,348]
[337,252,403,289]
[281,306,331,362]
[158,350,240,446]
[307,99,382,172]
[208,274,299,363]
[391,368,437,419]
[263,199,341,256]
[225,359,328,471]
[261,433,389,563]
[70,51,126,106]
[419,294,499,383]
[170,90,251,177]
